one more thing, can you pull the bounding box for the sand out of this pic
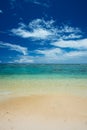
[0,94,87,130]
[0,78,87,129]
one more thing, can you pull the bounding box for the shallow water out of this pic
[0,64,87,97]
[0,64,87,79]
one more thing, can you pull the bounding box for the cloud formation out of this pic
[13,55,34,63]
[0,39,87,63]
[0,42,34,63]
[33,38,87,63]
[51,39,87,50]
[34,47,87,63]
[11,19,82,41]
[0,42,28,55]
[11,19,57,40]
[36,48,63,57]
[9,18,87,63]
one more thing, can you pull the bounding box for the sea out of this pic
[0,64,87,79]
[0,64,87,96]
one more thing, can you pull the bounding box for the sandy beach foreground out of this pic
[0,94,87,130]
[0,74,87,130]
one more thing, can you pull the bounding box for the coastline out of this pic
[0,78,87,130]
[0,77,87,97]
[0,64,87,129]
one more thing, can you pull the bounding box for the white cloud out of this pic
[1,40,87,63]
[56,25,82,40]
[11,27,52,39]
[11,19,82,41]
[60,50,87,63]
[28,19,55,29]
[8,18,87,63]
[61,34,82,40]
[36,48,64,57]
[0,41,33,63]
[0,42,28,55]
[0,41,35,63]
[33,37,87,63]
[0,10,3,14]
[52,39,87,50]
[11,19,57,40]
[65,50,87,57]
[33,48,87,63]
[13,55,34,63]
[58,25,81,33]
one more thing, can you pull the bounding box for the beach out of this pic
[0,78,87,130]
[0,64,87,130]
[0,94,87,130]
[0,0,87,128]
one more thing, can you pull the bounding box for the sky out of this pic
[0,0,87,64]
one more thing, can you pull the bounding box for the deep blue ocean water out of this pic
[0,64,87,79]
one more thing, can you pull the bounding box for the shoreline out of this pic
[0,75,87,129]
[0,78,87,98]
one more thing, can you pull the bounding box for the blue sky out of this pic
[0,0,87,63]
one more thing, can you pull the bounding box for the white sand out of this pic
[0,94,87,130]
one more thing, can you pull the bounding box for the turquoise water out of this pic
[0,64,87,79]
[0,64,87,96]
